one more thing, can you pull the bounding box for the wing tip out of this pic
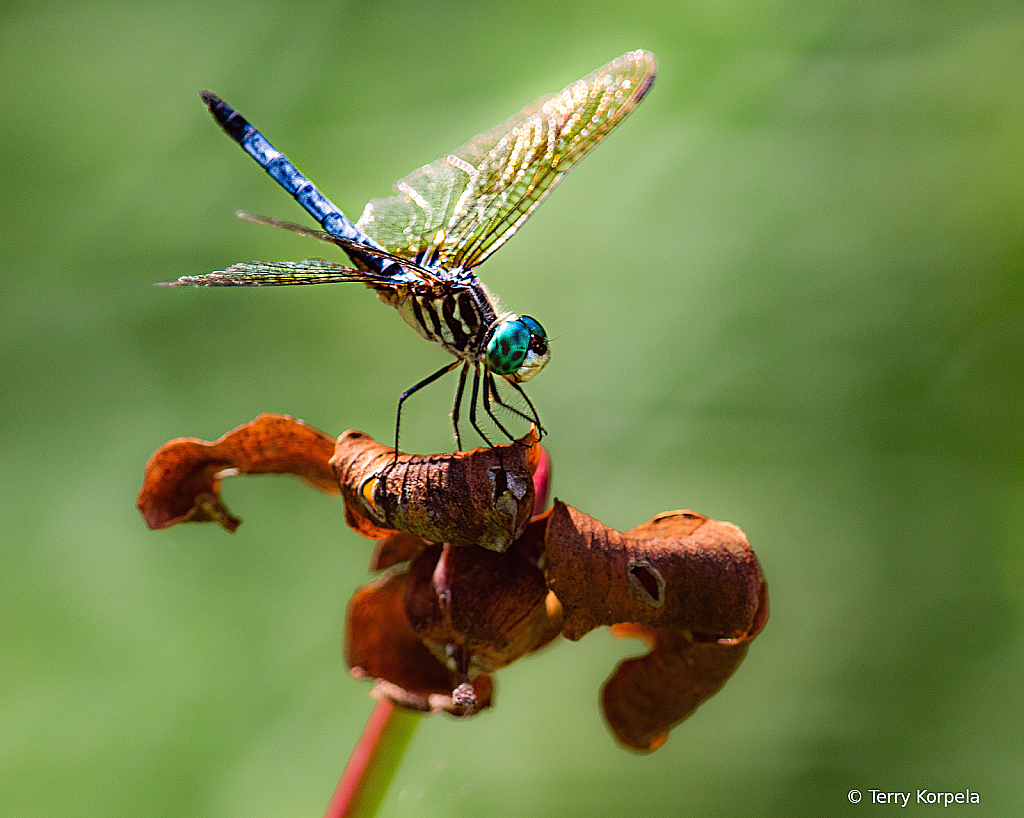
[621,50,658,89]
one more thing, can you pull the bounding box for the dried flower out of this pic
[138,414,768,750]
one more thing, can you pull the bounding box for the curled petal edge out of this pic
[137,413,339,532]
[603,579,768,752]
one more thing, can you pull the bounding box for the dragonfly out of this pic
[163,50,657,454]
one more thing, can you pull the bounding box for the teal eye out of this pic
[485,315,550,382]
[519,315,548,355]
[485,319,531,376]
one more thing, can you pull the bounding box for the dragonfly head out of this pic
[485,315,550,383]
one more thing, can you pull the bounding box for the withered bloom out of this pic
[138,414,768,751]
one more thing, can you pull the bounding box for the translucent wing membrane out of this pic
[356,50,657,271]
[162,258,371,287]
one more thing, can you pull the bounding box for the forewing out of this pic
[356,50,657,271]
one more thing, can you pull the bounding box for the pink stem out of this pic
[323,698,417,818]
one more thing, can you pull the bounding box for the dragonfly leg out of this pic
[480,371,519,444]
[394,360,461,458]
[450,362,470,451]
[467,365,497,449]
[486,372,546,439]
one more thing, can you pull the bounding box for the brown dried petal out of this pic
[403,543,551,672]
[369,532,431,572]
[544,502,764,641]
[544,500,769,752]
[345,568,492,715]
[331,430,539,551]
[601,619,765,753]
[137,413,339,532]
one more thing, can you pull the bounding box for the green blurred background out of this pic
[3,0,1023,815]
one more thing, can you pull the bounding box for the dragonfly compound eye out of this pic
[487,316,550,382]
[519,315,548,356]
[486,319,531,376]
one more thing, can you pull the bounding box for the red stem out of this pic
[323,698,408,818]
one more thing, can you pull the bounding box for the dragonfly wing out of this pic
[160,259,375,286]
[356,50,657,271]
[356,158,468,268]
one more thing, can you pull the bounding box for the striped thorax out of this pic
[375,278,550,383]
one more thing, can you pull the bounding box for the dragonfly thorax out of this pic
[379,278,500,362]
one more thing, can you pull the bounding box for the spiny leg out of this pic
[494,374,546,438]
[450,362,470,451]
[394,360,461,459]
[467,364,497,450]
[484,373,541,427]
[480,371,520,444]
[485,372,546,441]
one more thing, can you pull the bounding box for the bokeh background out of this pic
[3,1,1023,815]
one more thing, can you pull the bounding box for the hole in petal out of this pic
[627,560,665,608]
[489,464,509,501]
